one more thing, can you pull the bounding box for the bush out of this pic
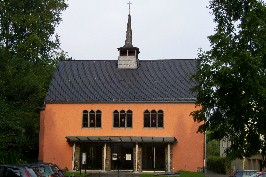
[207,156,226,174]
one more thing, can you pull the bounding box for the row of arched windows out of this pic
[82,110,164,128]
[82,110,102,128]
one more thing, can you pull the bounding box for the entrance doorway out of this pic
[142,144,166,171]
[80,143,102,170]
[111,143,133,170]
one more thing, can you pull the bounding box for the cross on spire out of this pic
[127,1,132,14]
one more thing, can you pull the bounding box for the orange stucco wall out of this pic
[39,103,203,172]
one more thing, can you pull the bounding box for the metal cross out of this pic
[127,1,132,14]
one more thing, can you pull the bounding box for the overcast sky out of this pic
[57,0,216,60]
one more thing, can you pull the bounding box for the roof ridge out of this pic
[59,59,195,62]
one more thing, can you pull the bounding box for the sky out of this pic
[57,0,216,60]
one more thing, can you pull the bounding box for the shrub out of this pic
[207,156,226,174]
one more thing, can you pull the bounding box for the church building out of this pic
[38,11,204,172]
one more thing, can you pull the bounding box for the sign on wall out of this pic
[82,153,87,164]
[126,154,131,161]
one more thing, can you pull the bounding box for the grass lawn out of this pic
[64,171,205,177]
[140,171,205,177]
[65,171,88,176]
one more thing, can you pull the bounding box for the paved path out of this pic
[205,170,228,177]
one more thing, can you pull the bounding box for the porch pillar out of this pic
[72,143,75,170]
[167,143,171,172]
[103,143,107,171]
[135,143,138,172]
[74,143,81,171]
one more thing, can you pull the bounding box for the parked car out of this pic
[30,163,65,177]
[232,170,259,177]
[0,165,41,177]
[249,172,266,177]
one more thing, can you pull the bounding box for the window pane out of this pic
[120,111,126,127]
[144,110,150,127]
[89,110,96,127]
[151,110,157,127]
[158,110,164,127]
[83,110,88,127]
[96,111,101,127]
[113,111,119,127]
[127,110,132,127]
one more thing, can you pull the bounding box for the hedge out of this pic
[207,156,226,174]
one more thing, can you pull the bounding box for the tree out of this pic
[191,0,266,167]
[0,0,68,163]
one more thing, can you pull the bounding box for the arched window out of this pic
[144,110,150,127]
[82,110,88,127]
[151,110,157,127]
[143,110,164,128]
[120,110,126,127]
[82,110,101,128]
[96,110,102,127]
[113,110,133,128]
[89,110,95,127]
[113,110,119,127]
[158,110,164,127]
[127,110,132,127]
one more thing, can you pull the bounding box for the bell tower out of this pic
[117,1,140,69]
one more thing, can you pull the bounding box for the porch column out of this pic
[103,143,107,171]
[167,143,171,172]
[72,143,76,170]
[74,143,81,171]
[135,143,138,172]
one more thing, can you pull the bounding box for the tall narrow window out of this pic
[120,110,126,127]
[127,110,132,127]
[144,110,150,127]
[89,110,95,127]
[158,110,164,127]
[113,110,133,128]
[83,110,88,127]
[113,110,119,127]
[96,110,101,127]
[82,110,101,128]
[151,110,157,127]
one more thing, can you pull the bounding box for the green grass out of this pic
[139,172,205,177]
[64,171,205,177]
[179,171,205,177]
[64,171,89,176]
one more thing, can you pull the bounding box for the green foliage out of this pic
[207,140,220,157]
[206,131,220,157]
[207,156,226,174]
[191,0,266,167]
[0,0,68,163]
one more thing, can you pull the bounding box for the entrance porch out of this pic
[66,136,177,172]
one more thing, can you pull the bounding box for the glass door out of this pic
[80,143,102,170]
[111,143,133,170]
[142,144,166,171]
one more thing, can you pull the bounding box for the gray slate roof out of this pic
[45,59,197,103]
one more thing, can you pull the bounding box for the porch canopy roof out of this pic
[66,136,177,143]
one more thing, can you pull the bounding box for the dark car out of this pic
[249,172,266,177]
[0,165,41,177]
[232,170,259,177]
[30,163,65,177]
